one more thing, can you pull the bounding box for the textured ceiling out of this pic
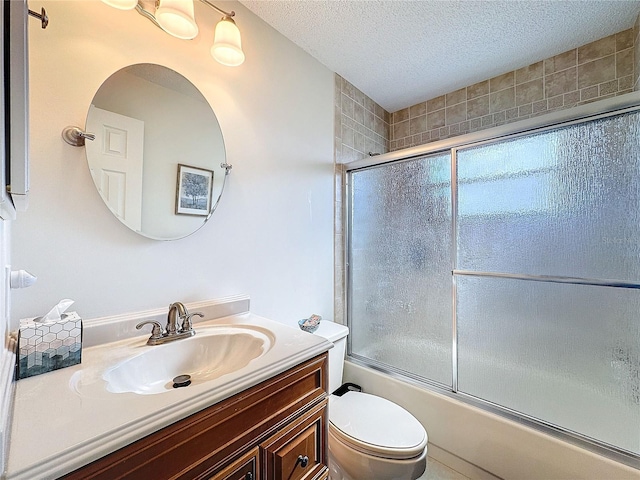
[240,0,640,112]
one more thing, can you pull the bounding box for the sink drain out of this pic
[172,374,191,388]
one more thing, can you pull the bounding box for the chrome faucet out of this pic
[166,302,188,335]
[136,302,204,345]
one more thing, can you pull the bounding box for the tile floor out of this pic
[418,457,470,480]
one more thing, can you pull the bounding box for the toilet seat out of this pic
[329,391,428,460]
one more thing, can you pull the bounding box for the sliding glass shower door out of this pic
[349,153,453,387]
[347,107,640,458]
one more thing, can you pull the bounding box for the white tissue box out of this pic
[16,312,83,380]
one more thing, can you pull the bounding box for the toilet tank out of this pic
[313,321,349,393]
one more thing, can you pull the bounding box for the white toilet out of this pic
[314,321,428,480]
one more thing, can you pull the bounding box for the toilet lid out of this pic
[329,391,428,460]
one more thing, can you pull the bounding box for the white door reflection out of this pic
[86,105,144,232]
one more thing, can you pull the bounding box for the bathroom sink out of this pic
[101,325,274,395]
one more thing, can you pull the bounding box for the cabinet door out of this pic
[210,447,259,480]
[260,400,328,480]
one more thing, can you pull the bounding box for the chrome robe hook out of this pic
[61,126,96,147]
[28,6,48,29]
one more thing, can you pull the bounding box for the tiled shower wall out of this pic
[335,74,390,163]
[391,27,638,151]
[334,75,390,324]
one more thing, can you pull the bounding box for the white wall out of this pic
[10,1,335,329]
[0,220,12,475]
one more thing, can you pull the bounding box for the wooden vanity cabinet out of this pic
[62,353,328,480]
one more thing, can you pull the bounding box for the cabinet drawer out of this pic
[260,400,328,480]
[211,447,259,480]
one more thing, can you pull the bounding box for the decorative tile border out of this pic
[391,28,637,151]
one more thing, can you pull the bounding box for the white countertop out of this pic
[7,311,331,479]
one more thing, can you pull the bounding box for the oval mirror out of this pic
[85,63,228,240]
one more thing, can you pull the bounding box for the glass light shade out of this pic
[211,17,245,66]
[101,0,138,10]
[155,0,199,40]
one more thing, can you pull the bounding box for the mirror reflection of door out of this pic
[86,105,145,232]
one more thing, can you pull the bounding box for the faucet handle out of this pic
[136,320,164,340]
[181,312,204,332]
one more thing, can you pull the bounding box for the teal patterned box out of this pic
[16,312,83,380]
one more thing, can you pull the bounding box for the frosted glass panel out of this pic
[457,111,640,281]
[457,276,640,454]
[349,154,452,386]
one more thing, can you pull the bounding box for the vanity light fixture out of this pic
[155,0,199,40]
[100,0,245,66]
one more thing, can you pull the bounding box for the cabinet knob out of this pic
[244,473,253,480]
[296,455,309,468]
